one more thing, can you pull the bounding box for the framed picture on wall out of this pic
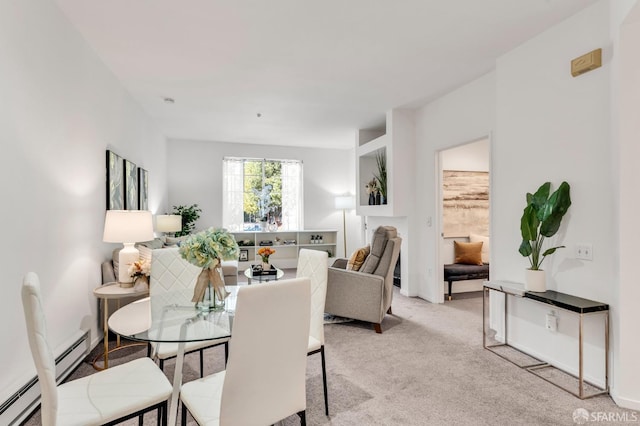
[239,249,249,262]
[138,168,149,210]
[106,150,124,210]
[124,159,138,210]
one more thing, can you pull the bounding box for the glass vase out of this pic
[197,282,225,312]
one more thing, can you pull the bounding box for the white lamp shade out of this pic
[156,214,182,233]
[334,195,355,210]
[103,210,154,243]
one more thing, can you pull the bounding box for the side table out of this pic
[92,282,149,369]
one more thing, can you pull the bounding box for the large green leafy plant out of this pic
[172,204,202,237]
[518,181,572,270]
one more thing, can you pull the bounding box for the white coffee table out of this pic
[244,267,284,284]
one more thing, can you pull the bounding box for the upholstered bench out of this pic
[443,263,489,301]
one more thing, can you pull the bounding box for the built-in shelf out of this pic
[231,230,337,270]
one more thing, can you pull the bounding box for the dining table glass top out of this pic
[108,286,238,344]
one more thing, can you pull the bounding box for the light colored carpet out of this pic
[23,285,635,425]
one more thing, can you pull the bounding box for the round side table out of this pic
[92,282,149,369]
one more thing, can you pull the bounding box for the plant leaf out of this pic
[542,246,565,257]
[520,205,539,241]
[540,182,571,237]
[519,240,532,257]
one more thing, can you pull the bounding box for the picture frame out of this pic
[239,249,249,262]
[106,150,124,210]
[138,167,149,210]
[124,159,138,210]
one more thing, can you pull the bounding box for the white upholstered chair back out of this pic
[296,248,328,347]
[220,278,311,424]
[150,247,200,300]
[21,272,58,426]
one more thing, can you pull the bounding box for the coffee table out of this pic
[244,266,284,284]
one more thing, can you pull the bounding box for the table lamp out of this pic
[334,195,355,257]
[103,210,154,285]
[156,214,182,236]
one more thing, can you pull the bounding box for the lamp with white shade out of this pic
[103,210,154,286]
[334,195,355,257]
[155,214,182,236]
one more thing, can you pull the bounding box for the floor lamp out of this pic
[335,195,355,257]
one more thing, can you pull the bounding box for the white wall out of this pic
[0,0,168,401]
[441,138,490,172]
[614,0,640,410]
[414,72,496,302]
[166,139,359,257]
[493,0,613,385]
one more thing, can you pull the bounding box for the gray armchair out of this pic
[325,226,401,333]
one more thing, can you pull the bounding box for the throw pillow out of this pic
[346,246,370,271]
[454,241,483,265]
[469,233,490,263]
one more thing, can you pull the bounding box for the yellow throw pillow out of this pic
[454,241,483,265]
[347,246,370,271]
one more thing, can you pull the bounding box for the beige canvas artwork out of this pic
[443,170,489,237]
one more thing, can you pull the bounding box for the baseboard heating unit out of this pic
[0,330,90,425]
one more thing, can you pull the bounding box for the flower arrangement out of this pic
[179,227,239,268]
[179,228,239,308]
[128,258,150,281]
[365,178,378,194]
[257,247,276,263]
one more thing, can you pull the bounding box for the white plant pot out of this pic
[525,269,546,292]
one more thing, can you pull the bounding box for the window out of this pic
[222,157,303,231]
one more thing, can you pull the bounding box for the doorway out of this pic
[437,137,491,302]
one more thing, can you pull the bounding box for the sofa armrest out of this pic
[325,267,385,324]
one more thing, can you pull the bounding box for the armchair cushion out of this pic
[361,226,398,275]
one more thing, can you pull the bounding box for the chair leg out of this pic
[159,359,164,371]
[297,410,306,426]
[224,341,229,366]
[374,323,382,334]
[181,401,187,425]
[138,413,143,426]
[387,306,392,315]
[320,345,329,416]
[448,280,453,301]
[147,342,152,358]
[199,348,204,377]
[162,401,168,426]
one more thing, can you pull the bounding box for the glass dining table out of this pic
[108,286,238,426]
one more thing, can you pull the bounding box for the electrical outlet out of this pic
[546,312,558,332]
[575,243,593,261]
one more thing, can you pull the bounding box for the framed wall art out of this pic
[106,150,124,210]
[138,167,149,210]
[442,170,489,237]
[124,159,138,210]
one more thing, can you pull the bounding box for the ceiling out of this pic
[55,0,598,150]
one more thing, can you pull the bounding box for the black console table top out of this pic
[524,290,609,314]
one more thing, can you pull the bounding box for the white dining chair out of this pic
[21,272,172,426]
[149,247,230,376]
[296,248,330,416]
[180,277,311,425]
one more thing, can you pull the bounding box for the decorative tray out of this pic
[251,264,278,276]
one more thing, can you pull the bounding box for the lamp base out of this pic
[118,243,138,284]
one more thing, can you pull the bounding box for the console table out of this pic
[483,280,609,399]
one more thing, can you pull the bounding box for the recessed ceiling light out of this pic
[164,97,175,104]
[257,113,262,118]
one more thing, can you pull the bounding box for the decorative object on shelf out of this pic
[239,249,249,261]
[257,246,276,270]
[366,178,377,205]
[373,150,387,205]
[172,204,202,237]
[519,181,572,292]
[106,150,124,210]
[259,240,273,246]
[237,239,254,246]
[268,220,278,232]
[179,227,239,311]
[103,210,154,286]
[128,258,150,291]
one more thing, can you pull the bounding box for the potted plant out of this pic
[172,204,202,237]
[518,181,571,292]
[373,150,387,204]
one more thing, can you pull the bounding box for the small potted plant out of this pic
[373,150,387,204]
[518,181,571,292]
